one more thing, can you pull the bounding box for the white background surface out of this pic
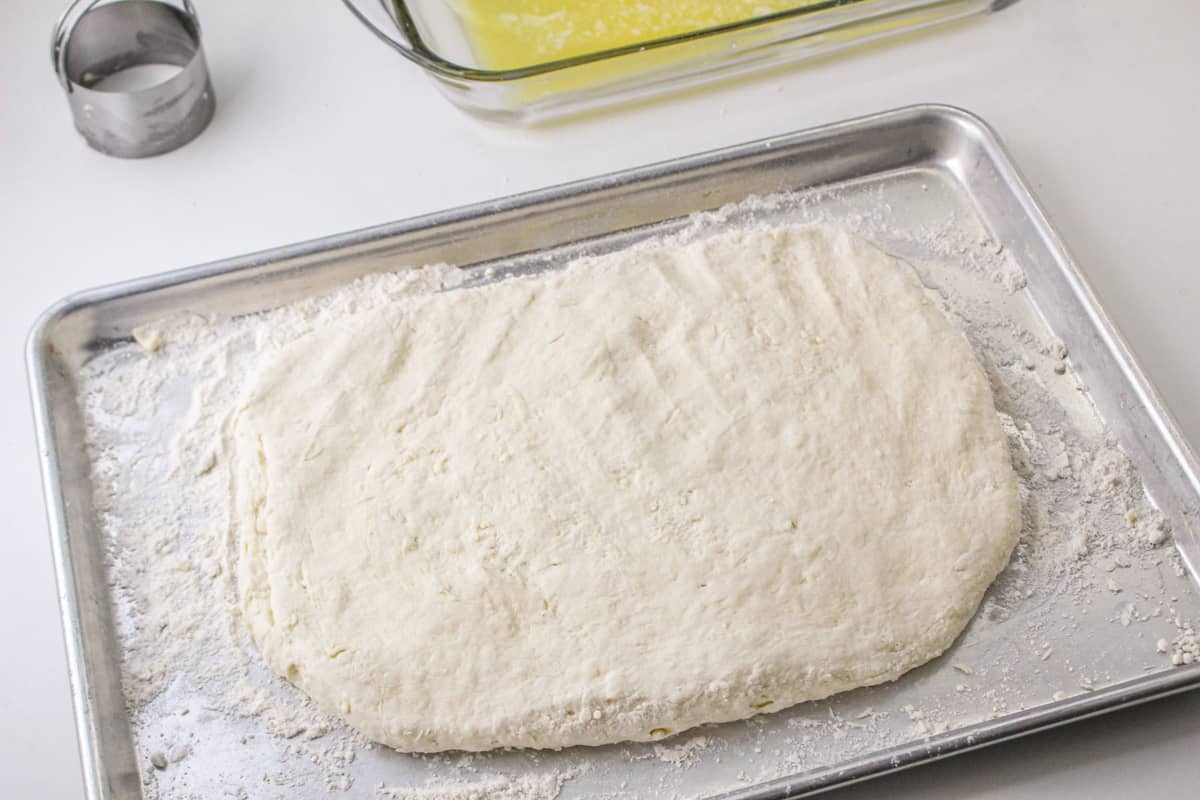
[3,0,1198,797]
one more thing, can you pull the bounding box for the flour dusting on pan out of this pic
[77,181,1199,798]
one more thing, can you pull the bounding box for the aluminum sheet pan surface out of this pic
[28,106,1200,800]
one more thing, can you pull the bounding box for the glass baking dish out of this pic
[342,0,1006,122]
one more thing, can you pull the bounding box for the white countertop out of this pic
[3,0,1198,797]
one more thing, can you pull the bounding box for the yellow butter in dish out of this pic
[451,0,823,69]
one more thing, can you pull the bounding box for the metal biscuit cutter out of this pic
[52,0,215,158]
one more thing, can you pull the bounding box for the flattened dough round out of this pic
[232,225,1019,752]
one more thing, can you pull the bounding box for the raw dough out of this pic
[231,224,1020,752]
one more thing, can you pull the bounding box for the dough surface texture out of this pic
[232,225,1020,752]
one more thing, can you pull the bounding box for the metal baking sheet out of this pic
[28,105,1200,800]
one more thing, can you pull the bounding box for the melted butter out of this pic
[450,0,825,70]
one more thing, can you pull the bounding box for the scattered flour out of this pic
[379,771,574,800]
[72,182,1199,799]
[653,737,712,767]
